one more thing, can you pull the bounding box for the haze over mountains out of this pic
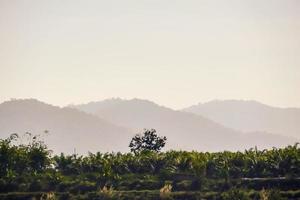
[183,100,300,139]
[72,98,296,151]
[0,99,132,154]
[0,98,298,154]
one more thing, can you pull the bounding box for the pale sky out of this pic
[0,0,299,109]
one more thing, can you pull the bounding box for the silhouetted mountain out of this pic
[182,100,300,139]
[0,99,133,154]
[73,98,296,151]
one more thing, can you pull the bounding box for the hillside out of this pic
[183,100,300,139]
[0,99,133,154]
[73,98,296,151]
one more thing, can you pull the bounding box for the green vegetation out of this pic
[129,129,167,154]
[0,131,300,199]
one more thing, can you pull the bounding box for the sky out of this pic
[0,0,299,109]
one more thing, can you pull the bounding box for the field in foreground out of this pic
[0,134,300,199]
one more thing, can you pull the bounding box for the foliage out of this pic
[0,133,300,199]
[129,129,167,154]
[221,188,250,200]
[0,132,51,177]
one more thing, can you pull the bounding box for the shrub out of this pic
[221,189,250,200]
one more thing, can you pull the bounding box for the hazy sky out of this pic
[0,0,299,109]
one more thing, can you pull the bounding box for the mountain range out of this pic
[72,98,297,151]
[0,98,298,154]
[183,100,300,139]
[0,99,132,154]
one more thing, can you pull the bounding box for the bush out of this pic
[221,189,250,200]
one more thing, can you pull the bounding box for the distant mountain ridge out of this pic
[0,99,133,154]
[72,98,297,151]
[182,100,300,139]
[0,98,297,154]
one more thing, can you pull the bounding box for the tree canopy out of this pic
[129,129,167,154]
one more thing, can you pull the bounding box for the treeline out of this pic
[0,133,300,199]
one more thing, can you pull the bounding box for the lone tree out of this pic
[129,129,167,154]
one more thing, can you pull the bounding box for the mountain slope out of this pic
[0,99,133,154]
[182,100,300,139]
[73,98,297,151]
